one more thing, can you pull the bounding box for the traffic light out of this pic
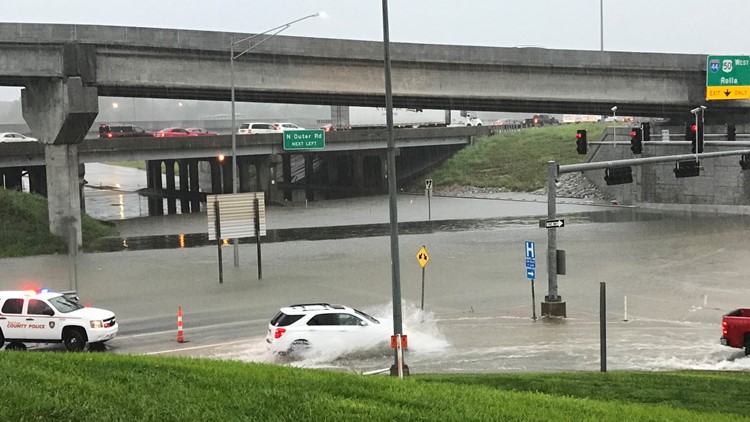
[728,124,737,141]
[740,154,750,170]
[604,166,633,185]
[684,123,693,140]
[576,129,587,155]
[690,121,704,153]
[630,127,642,154]
[674,160,700,178]
[642,122,651,143]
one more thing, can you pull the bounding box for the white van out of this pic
[238,122,281,134]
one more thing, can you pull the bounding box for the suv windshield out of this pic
[48,295,84,314]
[354,309,380,324]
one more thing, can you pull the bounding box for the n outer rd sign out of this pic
[283,130,325,150]
[706,55,750,100]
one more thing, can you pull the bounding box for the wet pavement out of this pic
[4,164,750,374]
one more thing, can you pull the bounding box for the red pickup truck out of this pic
[720,309,750,355]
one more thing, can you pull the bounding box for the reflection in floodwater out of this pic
[86,208,747,253]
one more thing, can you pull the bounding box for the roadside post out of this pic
[525,241,537,321]
[213,200,223,284]
[254,197,263,280]
[600,282,607,372]
[424,179,433,221]
[416,245,430,310]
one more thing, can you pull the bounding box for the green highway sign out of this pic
[706,55,750,100]
[283,130,325,150]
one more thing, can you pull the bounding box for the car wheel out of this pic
[744,336,750,356]
[5,341,26,351]
[287,339,311,355]
[63,328,87,352]
[0,329,4,349]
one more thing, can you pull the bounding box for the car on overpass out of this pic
[0,132,38,143]
[98,124,152,139]
[154,127,192,137]
[274,122,305,131]
[238,122,281,135]
[186,128,218,136]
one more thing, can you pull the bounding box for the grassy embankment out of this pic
[0,188,117,258]
[1,353,748,421]
[429,123,606,191]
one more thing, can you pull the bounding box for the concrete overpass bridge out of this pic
[2,22,748,242]
[0,126,483,216]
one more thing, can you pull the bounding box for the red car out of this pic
[153,128,192,137]
[187,128,218,136]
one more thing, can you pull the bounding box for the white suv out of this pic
[0,290,118,351]
[265,303,386,356]
[238,122,281,134]
[273,122,305,131]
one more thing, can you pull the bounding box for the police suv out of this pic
[0,290,118,351]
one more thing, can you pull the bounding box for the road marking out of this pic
[117,318,268,339]
[143,338,259,355]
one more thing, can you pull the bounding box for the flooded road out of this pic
[5,164,750,374]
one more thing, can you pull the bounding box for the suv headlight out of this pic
[90,320,104,329]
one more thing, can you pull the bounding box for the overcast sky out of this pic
[1,0,749,101]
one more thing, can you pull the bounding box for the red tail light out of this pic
[274,328,286,339]
[107,133,113,138]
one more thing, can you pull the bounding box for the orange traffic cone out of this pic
[177,306,185,343]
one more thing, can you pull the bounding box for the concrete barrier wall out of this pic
[587,128,750,212]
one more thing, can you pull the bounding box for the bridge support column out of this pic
[239,157,253,193]
[178,160,190,213]
[378,151,388,194]
[188,159,200,212]
[256,156,281,204]
[21,77,98,245]
[28,165,47,196]
[146,160,164,216]
[304,153,315,201]
[221,159,233,194]
[78,163,86,214]
[210,159,222,194]
[282,154,292,201]
[352,154,365,192]
[165,159,177,215]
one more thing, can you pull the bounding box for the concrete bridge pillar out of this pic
[146,160,164,216]
[239,157,254,193]
[281,154,292,201]
[21,76,98,245]
[256,156,281,203]
[221,159,233,194]
[165,160,177,215]
[188,159,200,211]
[178,159,190,213]
[304,153,315,201]
[210,159,222,194]
[352,154,365,191]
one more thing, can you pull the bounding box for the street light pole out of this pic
[229,12,321,267]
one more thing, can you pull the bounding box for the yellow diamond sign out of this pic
[416,246,430,268]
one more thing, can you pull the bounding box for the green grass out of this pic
[0,353,746,421]
[0,188,118,258]
[429,123,606,191]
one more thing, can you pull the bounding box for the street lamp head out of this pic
[691,107,702,114]
[611,106,617,112]
[316,11,327,18]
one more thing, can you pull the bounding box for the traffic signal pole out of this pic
[543,161,565,318]
[546,148,750,318]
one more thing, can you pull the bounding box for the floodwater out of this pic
[14,163,750,374]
